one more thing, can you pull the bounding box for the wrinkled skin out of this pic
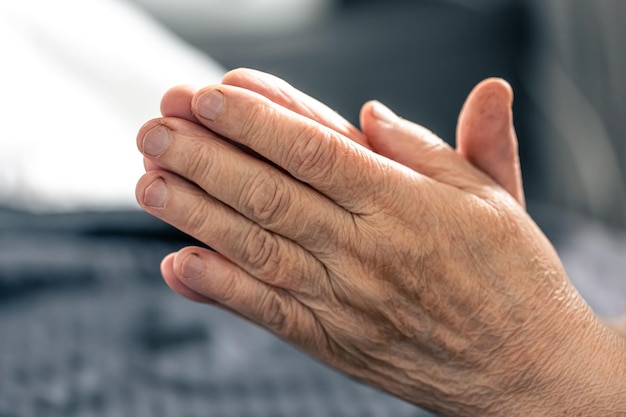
[136,69,626,416]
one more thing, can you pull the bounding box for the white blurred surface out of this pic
[0,0,225,212]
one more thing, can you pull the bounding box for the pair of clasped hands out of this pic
[136,68,626,416]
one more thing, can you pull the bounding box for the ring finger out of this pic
[136,169,330,299]
[137,116,353,255]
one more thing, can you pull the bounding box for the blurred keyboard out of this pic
[0,208,433,417]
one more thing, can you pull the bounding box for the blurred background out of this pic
[128,0,626,228]
[1,1,625,416]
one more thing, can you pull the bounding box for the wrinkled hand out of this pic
[136,72,625,416]
[205,70,626,341]
[154,69,526,304]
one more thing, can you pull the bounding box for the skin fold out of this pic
[136,69,626,416]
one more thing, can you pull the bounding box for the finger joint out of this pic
[240,172,291,226]
[238,227,282,278]
[286,126,337,182]
[258,290,290,332]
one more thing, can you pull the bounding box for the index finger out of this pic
[221,68,369,148]
[190,85,400,214]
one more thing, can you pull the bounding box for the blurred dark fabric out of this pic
[1,204,625,416]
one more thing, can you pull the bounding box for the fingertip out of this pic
[470,77,513,103]
[360,100,448,173]
[143,156,161,172]
[160,85,197,121]
[221,67,264,87]
[161,251,217,304]
[173,247,207,282]
[136,118,162,151]
[370,100,399,125]
[360,100,392,157]
[360,100,398,136]
[462,78,514,124]
[458,78,514,144]
[160,252,177,277]
[134,172,150,209]
[359,100,376,116]
[221,68,285,101]
[134,170,168,212]
[359,100,376,133]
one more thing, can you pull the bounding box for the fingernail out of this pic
[371,101,398,124]
[144,177,168,208]
[196,89,224,121]
[143,125,170,156]
[181,253,204,280]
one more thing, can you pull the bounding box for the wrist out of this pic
[501,314,626,417]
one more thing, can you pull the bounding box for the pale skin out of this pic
[136,68,626,416]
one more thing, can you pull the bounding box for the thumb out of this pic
[360,101,495,195]
[457,78,525,207]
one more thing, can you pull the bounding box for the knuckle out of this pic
[239,227,282,277]
[236,226,323,296]
[240,172,290,225]
[287,126,336,180]
[259,290,290,331]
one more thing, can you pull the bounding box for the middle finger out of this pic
[137,116,353,255]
